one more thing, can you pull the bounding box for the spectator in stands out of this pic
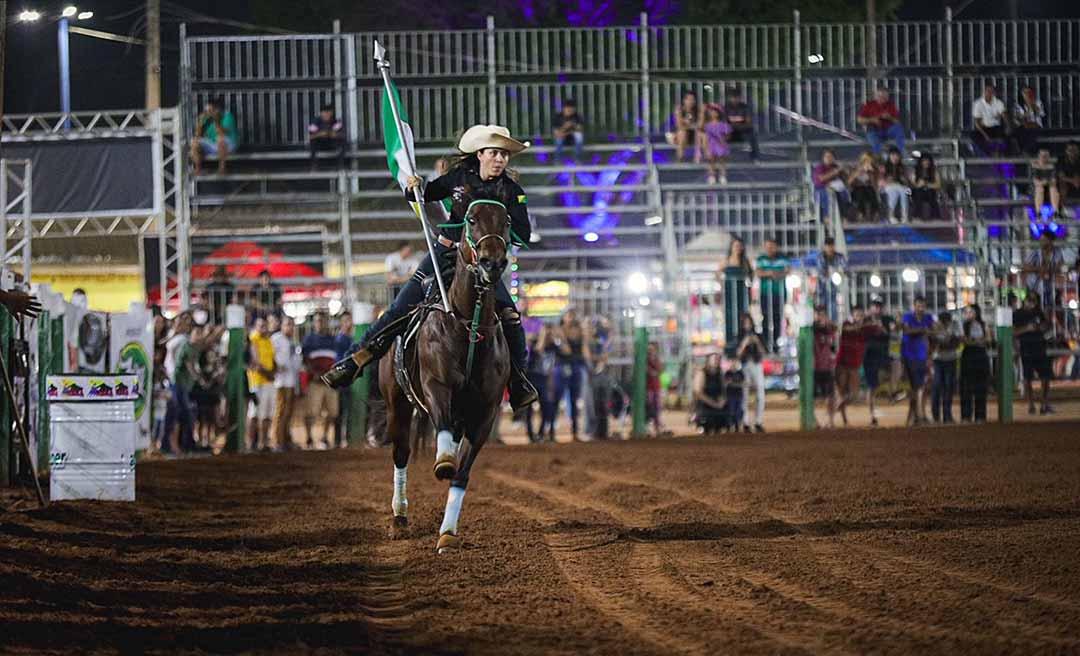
[835,305,879,427]
[552,99,585,162]
[308,103,346,169]
[881,147,911,223]
[812,237,846,322]
[302,311,340,449]
[857,87,905,155]
[971,85,1009,156]
[930,311,962,424]
[901,295,935,426]
[334,311,354,448]
[1012,86,1045,156]
[253,270,283,317]
[1014,293,1054,415]
[247,315,276,451]
[646,341,665,436]
[862,299,894,427]
[959,304,991,422]
[693,353,726,435]
[191,96,237,176]
[672,90,702,162]
[756,236,790,352]
[1031,148,1062,218]
[720,236,753,357]
[847,152,881,222]
[385,241,417,299]
[724,87,760,161]
[206,266,233,325]
[271,316,299,451]
[1023,231,1066,311]
[699,105,732,184]
[1056,141,1080,202]
[735,312,767,433]
[911,153,943,221]
[812,149,849,222]
[812,305,838,428]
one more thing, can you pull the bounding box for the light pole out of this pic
[16,6,94,119]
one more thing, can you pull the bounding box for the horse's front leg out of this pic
[423,380,458,481]
[436,410,497,554]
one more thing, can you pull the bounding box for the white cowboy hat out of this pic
[457,124,530,155]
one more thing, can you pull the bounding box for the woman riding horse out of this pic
[322,125,538,410]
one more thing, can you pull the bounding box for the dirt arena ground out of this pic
[3,420,1080,655]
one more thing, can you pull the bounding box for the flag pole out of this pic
[374,40,451,312]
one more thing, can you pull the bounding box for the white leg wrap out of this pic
[439,486,466,536]
[392,465,408,517]
[436,429,455,461]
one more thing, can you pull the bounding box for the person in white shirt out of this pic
[384,241,417,298]
[971,85,1009,156]
[1012,86,1046,155]
[270,316,300,451]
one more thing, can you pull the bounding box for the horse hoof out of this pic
[393,515,408,528]
[436,532,461,554]
[433,456,457,481]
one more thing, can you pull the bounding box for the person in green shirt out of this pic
[190,96,238,176]
[755,236,791,352]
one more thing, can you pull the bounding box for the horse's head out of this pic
[459,198,510,288]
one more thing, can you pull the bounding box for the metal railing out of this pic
[179,13,1080,149]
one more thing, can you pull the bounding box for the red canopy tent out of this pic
[148,241,339,306]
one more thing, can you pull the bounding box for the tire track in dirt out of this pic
[483,470,850,655]
[759,539,1077,650]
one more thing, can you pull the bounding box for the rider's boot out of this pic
[321,314,411,388]
[502,310,539,411]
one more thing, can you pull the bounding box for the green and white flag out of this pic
[381,78,452,219]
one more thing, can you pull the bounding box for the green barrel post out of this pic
[995,307,1013,423]
[348,302,373,447]
[0,306,11,485]
[631,309,649,438]
[797,306,817,431]
[36,309,52,473]
[224,305,247,453]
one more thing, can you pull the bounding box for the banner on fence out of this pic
[110,304,154,450]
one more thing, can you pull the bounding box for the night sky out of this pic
[3,0,1080,115]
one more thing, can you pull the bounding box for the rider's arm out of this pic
[507,182,532,245]
[404,169,456,203]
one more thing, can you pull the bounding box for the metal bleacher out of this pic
[178,13,1080,363]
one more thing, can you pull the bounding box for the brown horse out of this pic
[378,198,512,553]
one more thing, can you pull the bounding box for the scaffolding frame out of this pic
[0,108,188,309]
[0,160,33,284]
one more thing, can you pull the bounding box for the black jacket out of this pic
[407,162,531,245]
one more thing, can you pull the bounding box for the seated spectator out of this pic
[1056,141,1080,201]
[881,147,911,223]
[812,237,846,322]
[552,99,585,162]
[699,104,732,184]
[910,153,942,220]
[812,149,850,221]
[847,151,881,222]
[693,353,726,435]
[308,103,346,169]
[723,87,760,161]
[1023,231,1066,310]
[671,90,702,162]
[857,87,905,155]
[971,85,1009,156]
[384,241,417,299]
[1014,293,1054,415]
[190,96,237,176]
[1031,148,1062,218]
[1012,86,1045,156]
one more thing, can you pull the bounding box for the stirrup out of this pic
[321,349,372,388]
[508,365,538,411]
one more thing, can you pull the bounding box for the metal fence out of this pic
[181,14,1080,149]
